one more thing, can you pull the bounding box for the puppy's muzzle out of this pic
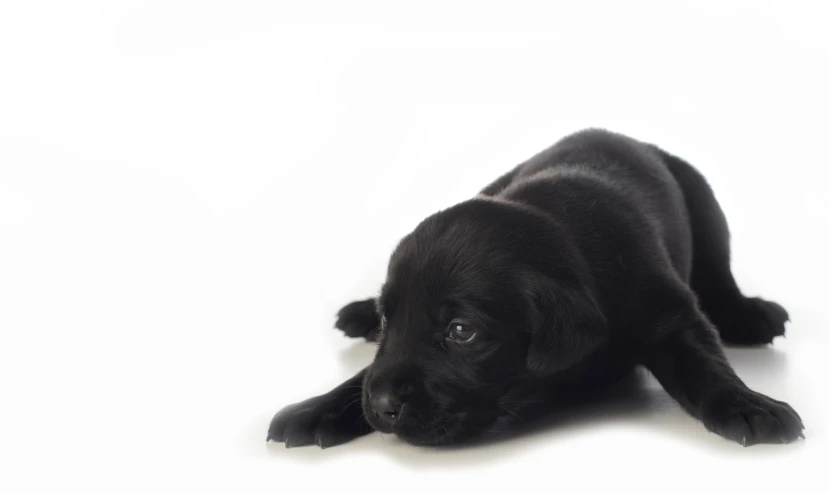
[369,390,406,428]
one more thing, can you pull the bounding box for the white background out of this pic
[1,1,827,492]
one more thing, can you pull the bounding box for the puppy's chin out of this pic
[363,404,495,446]
[372,419,471,446]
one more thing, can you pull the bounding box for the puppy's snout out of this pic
[370,391,405,425]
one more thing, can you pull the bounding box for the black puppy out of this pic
[267,129,803,448]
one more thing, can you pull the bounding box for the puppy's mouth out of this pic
[362,395,494,446]
[367,411,467,445]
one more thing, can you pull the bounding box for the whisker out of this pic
[342,396,363,412]
[351,410,365,429]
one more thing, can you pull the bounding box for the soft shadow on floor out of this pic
[336,339,376,373]
[723,344,789,378]
[263,342,804,467]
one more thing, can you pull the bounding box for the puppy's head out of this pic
[362,198,606,445]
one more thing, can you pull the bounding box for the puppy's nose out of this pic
[370,391,403,424]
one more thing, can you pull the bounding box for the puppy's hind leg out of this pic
[335,298,380,341]
[661,150,789,345]
[641,290,804,446]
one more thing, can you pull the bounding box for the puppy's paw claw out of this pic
[702,389,804,446]
[717,297,789,345]
[268,396,372,449]
[335,299,380,341]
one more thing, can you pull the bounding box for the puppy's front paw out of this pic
[335,299,380,341]
[267,394,372,449]
[702,389,804,446]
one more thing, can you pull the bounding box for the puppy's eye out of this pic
[447,322,476,343]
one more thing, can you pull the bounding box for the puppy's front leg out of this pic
[267,369,373,448]
[642,308,804,446]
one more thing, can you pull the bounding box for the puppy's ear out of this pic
[525,275,607,376]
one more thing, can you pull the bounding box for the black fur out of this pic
[267,129,803,448]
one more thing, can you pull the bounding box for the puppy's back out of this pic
[486,128,693,280]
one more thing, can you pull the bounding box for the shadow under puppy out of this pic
[268,129,803,448]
